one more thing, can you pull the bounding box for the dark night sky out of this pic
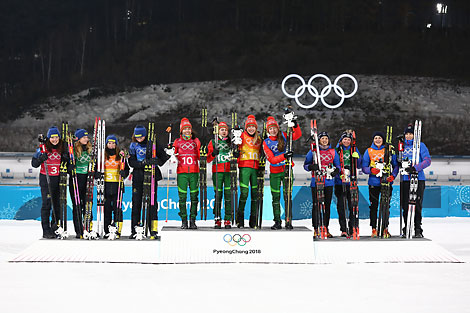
[1,0,470,121]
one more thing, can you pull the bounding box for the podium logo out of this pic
[223,234,251,247]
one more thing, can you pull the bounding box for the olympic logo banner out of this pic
[281,74,358,109]
[223,233,251,246]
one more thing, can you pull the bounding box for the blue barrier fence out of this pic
[0,185,469,220]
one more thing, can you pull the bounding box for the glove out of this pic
[38,153,48,163]
[212,147,219,157]
[344,165,350,170]
[166,144,173,150]
[386,175,395,183]
[293,120,298,128]
[284,151,293,159]
[308,163,319,172]
[94,171,102,179]
[405,166,417,175]
[371,168,380,175]
[232,150,240,158]
[61,153,70,163]
[331,167,340,177]
[120,170,127,178]
[67,163,76,174]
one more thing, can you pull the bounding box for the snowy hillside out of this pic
[2,75,469,154]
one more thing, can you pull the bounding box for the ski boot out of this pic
[371,228,378,238]
[285,222,293,230]
[224,220,232,229]
[181,219,188,229]
[340,231,349,238]
[271,221,282,230]
[214,219,222,229]
[150,220,160,239]
[189,219,198,229]
[326,230,333,238]
[383,228,391,239]
[42,229,56,239]
[414,229,424,238]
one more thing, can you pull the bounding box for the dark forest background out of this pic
[1,0,470,122]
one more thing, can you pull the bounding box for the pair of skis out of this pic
[337,131,360,240]
[136,122,157,240]
[199,108,208,220]
[230,112,241,225]
[310,120,327,239]
[83,117,102,240]
[254,122,267,228]
[108,149,128,240]
[283,107,296,229]
[376,126,393,239]
[405,120,422,239]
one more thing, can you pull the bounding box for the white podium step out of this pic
[9,227,462,264]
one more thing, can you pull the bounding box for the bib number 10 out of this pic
[182,156,195,165]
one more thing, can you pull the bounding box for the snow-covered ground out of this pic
[1,217,470,313]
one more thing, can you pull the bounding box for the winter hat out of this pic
[404,124,414,135]
[339,131,353,142]
[74,129,88,140]
[318,131,329,140]
[245,115,258,129]
[106,134,118,145]
[217,121,229,130]
[47,126,60,139]
[180,118,192,132]
[372,131,385,142]
[266,116,279,130]
[133,125,147,138]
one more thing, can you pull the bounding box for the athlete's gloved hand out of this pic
[386,175,395,183]
[120,170,127,178]
[284,151,293,159]
[94,171,102,179]
[232,150,240,158]
[308,163,319,172]
[143,158,158,166]
[371,168,381,175]
[38,153,48,163]
[212,147,219,157]
[405,166,417,175]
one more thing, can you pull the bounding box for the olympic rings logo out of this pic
[180,142,197,150]
[223,234,251,247]
[281,74,358,109]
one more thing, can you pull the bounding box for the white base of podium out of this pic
[10,226,462,264]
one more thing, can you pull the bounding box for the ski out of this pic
[66,125,83,238]
[255,122,267,228]
[165,124,174,223]
[230,112,241,225]
[283,107,296,229]
[406,120,422,239]
[338,144,350,238]
[57,121,69,239]
[83,117,99,240]
[96,118,106,238]
[199,108,208,220]
[310,119,327,239]
[212,117,220,224]
[377,126,393,239]
[350,131,360,240]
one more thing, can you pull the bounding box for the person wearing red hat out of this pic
[173,118,201,229]
[236,115,262,228]
[207,121,232,229]
[262,116,302,230]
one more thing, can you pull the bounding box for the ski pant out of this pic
[177,173,199,220]
[212,172,231,221]
[69,173,87,236]
[334,184,353,233]
[400,180,425,234]
[311,185,333,229]
[368,185,393,229]
[238,167,258,221]
[131,178,158,234]
[104,182,121,234]
[39,174,60,235]
[269,172,290,223]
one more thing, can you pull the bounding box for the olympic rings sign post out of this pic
[281,74,358,109]
[223,233,252,247]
